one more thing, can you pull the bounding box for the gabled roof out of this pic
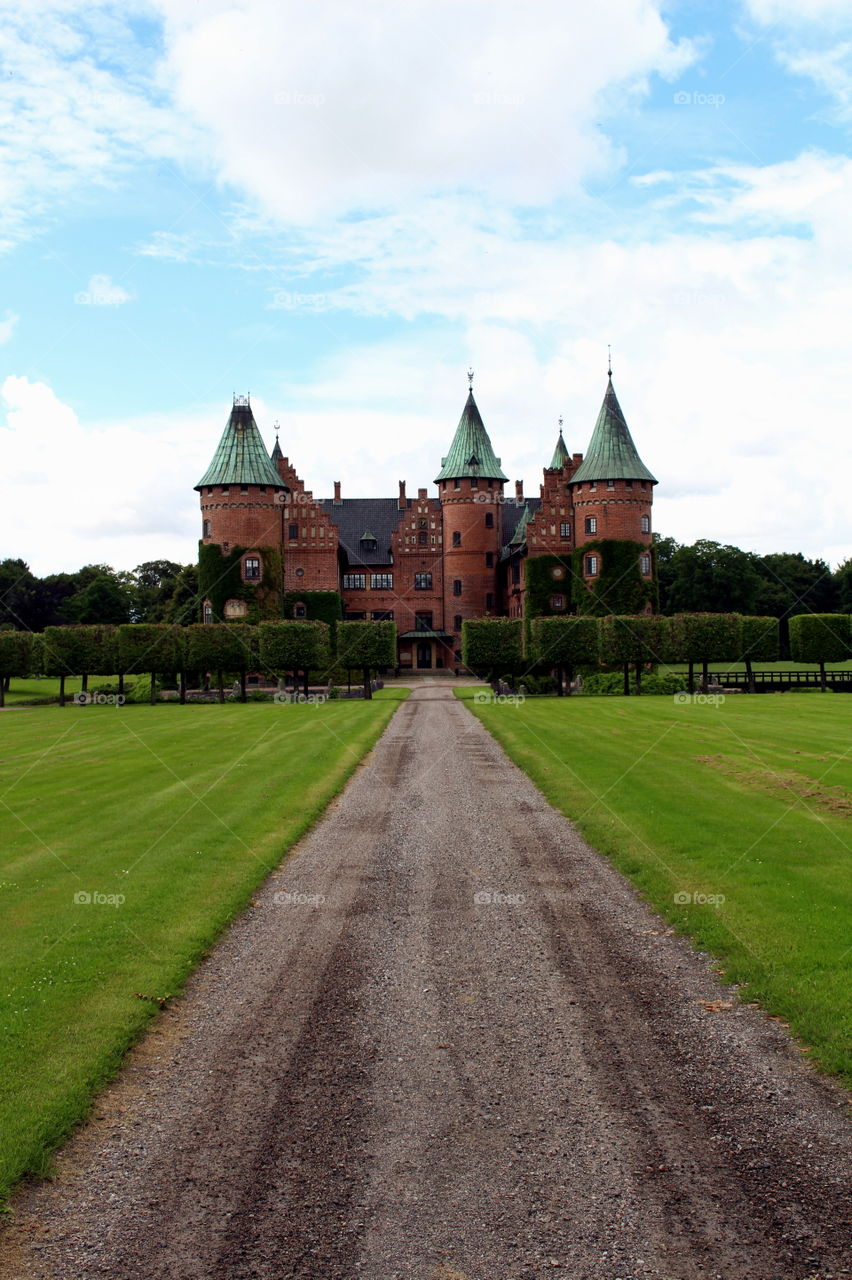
[195,398,284,490]
[434,389,508,483]
[549,429,569,470]
[570,375,657,485]
[508,501,532,546]
[320,496,441,567]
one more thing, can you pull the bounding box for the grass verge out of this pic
[0,693,406,1200]
[457,689,852,1086]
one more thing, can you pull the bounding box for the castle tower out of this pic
[569,368,656,593]
[195,395,286,621]
[435,374,508,647]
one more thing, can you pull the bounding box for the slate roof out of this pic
[501,498,540,556]
[195,399,284,490]
[570,375,657,485]
[320,497,441,567]
[549,429,570,469]
[434,390,509,483]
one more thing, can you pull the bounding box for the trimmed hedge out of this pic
[0,631,34,707]
[462,618,524,678]
[789,613,851,688]
[335,620,397,699]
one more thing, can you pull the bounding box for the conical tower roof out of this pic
[549,426,569,469]
[195,398,284,490]
[270,434,283,464]
[435,388,508,483]
[508,501,531,547]
[571,375,656,485]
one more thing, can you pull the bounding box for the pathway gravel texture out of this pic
[2,687,851,1280]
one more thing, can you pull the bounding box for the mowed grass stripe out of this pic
[458,691,852,1085]
[0,693,405,1201]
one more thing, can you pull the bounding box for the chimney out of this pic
[333,480,342,504]
[398,479,406,509]
[572,453,583,468]
[515,479,523,503]
[418,487,427,500]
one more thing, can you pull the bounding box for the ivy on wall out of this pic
[571,539,657,616]
[197,543,283,623]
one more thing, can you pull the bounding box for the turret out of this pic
[195,396,286,620]
[436,373,507,642]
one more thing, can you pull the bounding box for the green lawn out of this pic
[660,660,852,674]
[0,694,405,1201]
[458,690,852,1084]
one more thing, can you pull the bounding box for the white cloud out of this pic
[0,311,18,343]
[156,0,695,222]
[74,274,134,306]
[743,0,852,122]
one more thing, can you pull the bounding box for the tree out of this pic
[756,552,838,654]
[666,541,762,615]
[461,618,523,682]
[117,625,186,705]
[651,535,680,615]
[185,624,258,703]
[70,575,132,625]
[599,615,670,695]
[0,630,34,707]
[669,613,743,692]
[530,617,599,695]
[335,621,396,699]
[832,559,852,616]
[259,621,331,695]
[739,616,780,691]
[789,614,851,691]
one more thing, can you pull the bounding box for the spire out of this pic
[270,424,283,463]
[434,379,508,483]
[548,416,569,469]
[195,396,284,490]
[570,375,657,486]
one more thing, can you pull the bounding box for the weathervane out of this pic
[558,414,563,432]
[607,344,612,377]
[467,367,474,390]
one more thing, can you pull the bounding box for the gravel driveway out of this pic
[2,686,851,1280]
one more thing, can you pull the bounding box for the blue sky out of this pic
[2,0,851,574]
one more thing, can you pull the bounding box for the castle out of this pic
[195,370,657,670]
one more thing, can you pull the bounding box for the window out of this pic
[641,515,650,533]
[345,611,367,620]
[414,572,432,590]
[372,610,394,621]
[589,482,597,491]
[486,592,494,610]
[295,567,304,577]
[371,573,393,590]
[454,479,461,490]
[221,486,230,495]
[550,594,565,611]
[206,486,213,495]
[625,480,633,489]
[244,557,261,580]
[202,519,211,538]
[224,599,248,618]
[485,551,494,567]
[418,532,428,545]
[202,601,213,625]
[361,538,377,555]
[288,524,298,539]
[415,612,433,631]
[485,512,494,528]
[560,522,570,539]
[419,518,428,529]
[454,614,462,631]
[585,516,597,535]
[343,573,366,589]
[240,485,248,495]
[453,579,462,596]
[294,603,307,618]
[452,531,461,547]
[511,562,520,585]
[640,554,652,576]
[585,554,599,577]
[259,486,266,494]
[606,479,615,490]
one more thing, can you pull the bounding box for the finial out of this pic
[607,344,612,378]
[467,367,474,390]
[558,415,563,434]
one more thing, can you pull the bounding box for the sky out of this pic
[1,0,851,576]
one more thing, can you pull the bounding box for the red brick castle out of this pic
[195,369,657,669]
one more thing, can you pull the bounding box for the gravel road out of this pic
[2,686,851,1280]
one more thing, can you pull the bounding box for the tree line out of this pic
[0,559,197,631]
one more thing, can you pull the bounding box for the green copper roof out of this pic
[549,428,569,469]
[195,399,284,490]
[435,389,508,483]
[508,501,531,546]
[571,376,657,485]
[270,435,283,464]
